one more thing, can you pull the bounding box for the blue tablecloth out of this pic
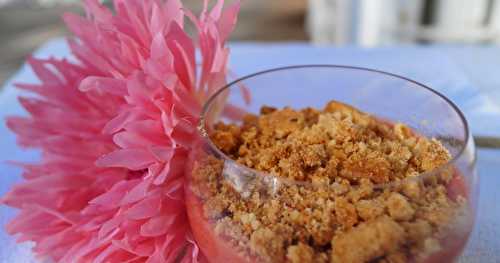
[1,39,499,262]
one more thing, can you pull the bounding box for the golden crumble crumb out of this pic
[414,138,451,172]
[403,219,432,243]
[394,123,413,140]
[324,100,359,114]
[386,192,415,221]
[214,218,247,243]
[356,199,384,221]
[258,107,305,139]
[331,216,406,263]
[211,123,241,154]
[239,213,261,231]
[301,107,320,126]
[260,105,277,115]
[340,150,392,184]
[300,144,327,167]
[211,130,237,153]
[203,195,228,219]
[286,243,315,263]
[334,196,358,228]
[347,178,374,202]
[250,227,285,262]
[402,179,422,200]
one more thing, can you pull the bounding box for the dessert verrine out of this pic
[185,66,477,263]
[187,101,470,263]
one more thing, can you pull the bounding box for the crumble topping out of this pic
[190,100,467,263]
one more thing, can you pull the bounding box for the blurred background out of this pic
[1,0,500,86]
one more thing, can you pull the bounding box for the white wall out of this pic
[308,0,500,45]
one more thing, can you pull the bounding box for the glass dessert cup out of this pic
[185,65,478,263]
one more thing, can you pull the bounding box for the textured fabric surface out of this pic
[1,40,499,262]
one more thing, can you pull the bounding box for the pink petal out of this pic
[155,147,187,186]
[98,215,122,241]
[80,76,127,96]
[150,32,171,61]
[153,163,171,185]
[6,210,53,234]
[167,22,196,90]
[95,149,156,170]
[140,215,176,237]
[89,180,131,207]
[209,0,224,20]
[111,238,136,256]
[222,103,248,121]
[84,0,113,23]
[121,179,151,205]
[123,120,164,139]
[149,146,173,161]
[164,177,184,200]
[217,1,241,42]
[92,244,121,263]
[164,0,183,27]
[113,131,154,149]
[28,57,62,85]
[125,195,161,220]
[103,110,137,134]
[211,46,229,73]
[149,2,165,36]
[171,119,196,147]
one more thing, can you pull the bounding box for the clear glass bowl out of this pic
[185,65,478,263]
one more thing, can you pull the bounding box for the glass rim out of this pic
[198,64,472,189]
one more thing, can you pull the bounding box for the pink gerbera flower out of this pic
[2,0,240,262]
